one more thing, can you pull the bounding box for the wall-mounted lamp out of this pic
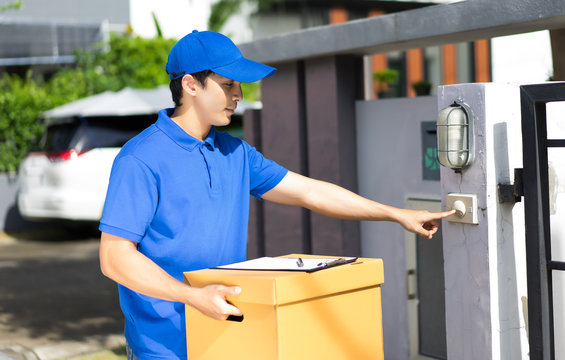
[437,100,474,172]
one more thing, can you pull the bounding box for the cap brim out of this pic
[212,57,276,83]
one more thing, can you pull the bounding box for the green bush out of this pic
[0,73,51,173]
[0,34,177,173]
[73,34,175,91]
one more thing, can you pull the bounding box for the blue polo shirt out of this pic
[99,108,288,360]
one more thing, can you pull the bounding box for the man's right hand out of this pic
[188,284,243,321]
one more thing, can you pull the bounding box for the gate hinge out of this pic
[498,168,524,203]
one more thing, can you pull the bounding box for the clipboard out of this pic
[214,256,358,273]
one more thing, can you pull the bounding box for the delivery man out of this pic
[99,30,455,360]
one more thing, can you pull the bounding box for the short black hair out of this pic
[169,70,214,108]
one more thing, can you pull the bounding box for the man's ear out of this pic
[181,74,199,96]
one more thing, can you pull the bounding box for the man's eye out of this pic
[225,83,234,87]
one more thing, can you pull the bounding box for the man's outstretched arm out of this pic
[262,171,454,239]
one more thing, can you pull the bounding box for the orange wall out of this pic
[406,49,424,97]
[329,6,348,24]
[474,39,491,82]
[369,9,387,99]
[442,44,457,85]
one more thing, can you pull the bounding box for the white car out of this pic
[17,86,173,222]
[17,86,259,223]
[17,115,155,221]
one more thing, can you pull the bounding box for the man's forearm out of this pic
[263,172,401,222]
[99,232,196,303]
[263,171,454,239]
[99,232,243,320]
[302,178,401,221]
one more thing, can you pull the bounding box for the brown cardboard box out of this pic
[183,254,384,360]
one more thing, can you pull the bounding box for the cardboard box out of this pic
[183,254,384,360]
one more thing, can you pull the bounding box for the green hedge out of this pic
[0,34,176,173]
[0,73,51,172]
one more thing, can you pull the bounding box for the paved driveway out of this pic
[0,229,124,359]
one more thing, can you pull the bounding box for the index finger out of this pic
[430,209,456,219]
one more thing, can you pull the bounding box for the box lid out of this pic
[183,254,384,306]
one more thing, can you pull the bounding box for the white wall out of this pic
[547,100,565,359]
[492,30,554,83]
[356,96,441,360]
[484,84,529,360]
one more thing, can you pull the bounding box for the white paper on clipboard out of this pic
[214,256,357,272]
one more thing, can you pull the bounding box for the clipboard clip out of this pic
[314,257,357,270]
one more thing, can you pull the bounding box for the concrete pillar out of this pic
[257,55,363,257]
[439,83,528,359]
[304,55,362,257]
[243,109,265,259]
[260,61,310,256]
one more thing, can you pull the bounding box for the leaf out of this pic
[152,12,163,38]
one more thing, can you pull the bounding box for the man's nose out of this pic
[233,84,243,102]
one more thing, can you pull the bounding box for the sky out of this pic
[129,0,212,39]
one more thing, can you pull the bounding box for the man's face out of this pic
[194,73,242,127]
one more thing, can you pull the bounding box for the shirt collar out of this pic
[155,108,217,151]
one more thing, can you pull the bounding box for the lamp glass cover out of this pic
[437,105,469,169]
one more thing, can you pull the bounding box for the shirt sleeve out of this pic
[99,154,158,242]
[245,142,288,199]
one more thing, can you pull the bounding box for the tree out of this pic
[208,0,277,33]
[0,0,21,12]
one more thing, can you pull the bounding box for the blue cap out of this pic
[166,30,276,83]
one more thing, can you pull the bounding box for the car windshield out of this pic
[42,121,80,152]
[41,115,156,152]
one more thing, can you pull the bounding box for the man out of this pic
[99,30,454,360]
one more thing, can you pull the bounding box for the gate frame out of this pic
[520,82,565,360]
